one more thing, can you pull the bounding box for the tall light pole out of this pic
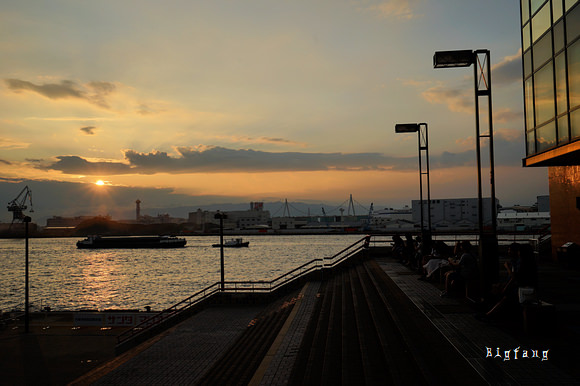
[214,212,228,291]
[395,123,431,247]
[434,49,498,294]
[24,215,31,333]
[7,186,33,333]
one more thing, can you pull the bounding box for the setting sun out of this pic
[95,180,105,186]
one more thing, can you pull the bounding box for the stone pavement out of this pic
[90,306,265,385]
[0,313,119,385]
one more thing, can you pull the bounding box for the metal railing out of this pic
[117,235,370,345]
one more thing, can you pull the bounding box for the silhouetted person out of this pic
[482,244,538,320]
[392,234,405,262]
[441,241,478,297]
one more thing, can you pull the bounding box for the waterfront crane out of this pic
[7,185,33,223]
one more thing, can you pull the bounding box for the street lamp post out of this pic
[434,49,499,295]
[214,212,228,291]
[395,123,431,247]
[24,215,31,333]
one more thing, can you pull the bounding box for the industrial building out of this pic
[411,198,499,231]
[188,202,270,231]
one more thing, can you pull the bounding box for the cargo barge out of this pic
[76,235,187,249]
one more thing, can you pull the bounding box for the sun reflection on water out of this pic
[1,235,362,311]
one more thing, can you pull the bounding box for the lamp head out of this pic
[395,123,420,133]
[433,50,474,68]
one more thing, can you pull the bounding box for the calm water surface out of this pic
[0,235,363,312]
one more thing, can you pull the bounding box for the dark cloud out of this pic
[44,155,132,175]
[5,79,84,99]
[80,126,97,135]
[42,133,526,176]
[0,159,12,165]
[124,146,401,173]
[5,78,116,108]
[261,137,294,144]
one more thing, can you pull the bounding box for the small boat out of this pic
[77,235,187,249]
[212,238,249,248]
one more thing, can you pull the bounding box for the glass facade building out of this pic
[521,0,580,166]
[521,0,580,259]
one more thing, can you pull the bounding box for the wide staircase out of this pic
[195,289,301,385]
[195,256,485,385]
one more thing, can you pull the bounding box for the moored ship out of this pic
[76,235,187,249]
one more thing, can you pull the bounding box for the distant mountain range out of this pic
[1,178,377,225]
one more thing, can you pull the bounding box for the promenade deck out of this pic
[2,248,578,385]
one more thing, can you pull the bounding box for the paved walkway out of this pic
[91,306,264,385]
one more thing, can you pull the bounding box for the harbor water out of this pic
[0,235,363,312]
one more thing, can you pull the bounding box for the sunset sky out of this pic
[1,0,549,220]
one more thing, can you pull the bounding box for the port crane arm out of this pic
[7,185,33,221]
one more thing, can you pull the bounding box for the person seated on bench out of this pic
[491,242,521,295]
[391,234,405,262]
[441,241,478,297]
[420,241,451,280]
[482,243,538,320]
[403,233,416,267]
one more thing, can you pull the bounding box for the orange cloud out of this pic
[421,85,472,114]
[365,0,423,20]
[0,137,30,149]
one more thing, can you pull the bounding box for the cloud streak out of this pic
[5,79,116,109]
[217,135,308,147]
[364,0,422,20]
[0,137,30,149]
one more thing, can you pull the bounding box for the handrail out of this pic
[117,235,370,345]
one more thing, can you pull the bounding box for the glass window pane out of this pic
[532,3,551,42]
[569,39,580,108]
[525,50,533,77]
[566,3,580,42]
[532,0,548,14]
[556,53,568,114]
[523,24,532,51]
[566,0,578,11]
[534,63,555,124]
[536,121,557,151]
[526,77,535,129]
[527,129,536,155]
[533,33,553,70]
[554,20,565,53]
[572,108,580,138]
[522,0,530,24]
[558,115,570,143]
[553,0,564,21]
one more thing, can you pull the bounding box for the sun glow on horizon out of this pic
[95,180,105,186]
